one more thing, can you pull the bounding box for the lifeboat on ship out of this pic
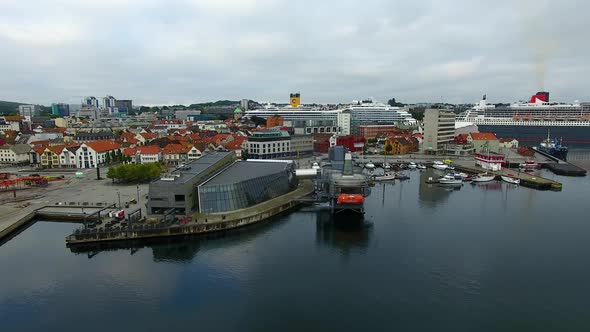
[337,194,365,205]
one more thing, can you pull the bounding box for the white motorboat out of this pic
[432,161,448,170]
[311,162,320,170]
[396,172,410,180]
[373,172,396,181]
[417,164,427,170]
[383,163,391,170]
[407,162,417,169]
[472,173,495,183]
[501,175,520,185]
[365,162,375,169]
[438,174,463,185]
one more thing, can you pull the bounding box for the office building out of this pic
[51,103,70,117]
[245,130,291,159]
[18,105,39,118]
[84,96,100,108]
[423,109,456,154]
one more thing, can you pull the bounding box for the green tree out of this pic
[385,143,393,154]
[109,150,117,163]
[387,98,404,107]
[139,106,150,113]
[105,152,111,164]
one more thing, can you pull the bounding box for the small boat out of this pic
[432,161,448,170]
[425,176,438,184]
[501,175,520,185]
[438,174,463,185]
[365,162,375,169]
[373,172,396,181]
[519,160,541,169]
[312,162,320,170]
[396,172,410,180]
[383,163,391,170]
[472,173,495,183]
[407,162,417,169]
[417,164,427,170]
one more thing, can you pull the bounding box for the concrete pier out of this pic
[65,180,315,245]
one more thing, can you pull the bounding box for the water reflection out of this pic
[67,212,294,262]
[315,210,372,254]
[418,169,454,208]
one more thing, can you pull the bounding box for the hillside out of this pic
[0,100,25,114]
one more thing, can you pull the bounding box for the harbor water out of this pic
[1,170,590,331]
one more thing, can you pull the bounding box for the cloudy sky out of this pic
[0,0,588,105]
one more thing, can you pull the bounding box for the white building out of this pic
[58,146,78,168]
[245,130,291,159]
[423,109,456,154]
[76,140,121,168]
[0,144,31,165]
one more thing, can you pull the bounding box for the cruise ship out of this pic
[456,92,590,141]
[346,99,417,135]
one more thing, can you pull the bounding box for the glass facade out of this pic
[198,169,296,213]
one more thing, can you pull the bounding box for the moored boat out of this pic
[417,164,427,170]
[519,160,541,169]
[472,173,496,183]
[438,174,463,185]
[396,172,410,180]
[373,172,396,181]
[432,161,448,170]
[407,162,417,169]
[501,175,520,184]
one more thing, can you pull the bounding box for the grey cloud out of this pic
[0,0,588,105]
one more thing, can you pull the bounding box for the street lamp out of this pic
[117,191,121,209]
[136,185,140,203]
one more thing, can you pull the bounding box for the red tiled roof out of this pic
[123,147,137,156]
[225,139,245,150]
[2,115,24,122]
[187,133,201,142]
[140,132,158,140]
[470,133,498,140]
[31,140,51,146]
[162,144,186,155]
[167,135,188,142]
[33,147,46,155]
[85,140,121,153]
[137,145,161,154]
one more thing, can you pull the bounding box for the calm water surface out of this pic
[1,169,590,331]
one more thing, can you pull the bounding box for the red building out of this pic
[313,133,332,153]
[336,135,365,152]
[358,125,399,140]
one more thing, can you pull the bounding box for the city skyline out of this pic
[1,0,589,105]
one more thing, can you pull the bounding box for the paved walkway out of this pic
[0,174,150,238]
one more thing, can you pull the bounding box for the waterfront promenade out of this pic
[0,169,149,243]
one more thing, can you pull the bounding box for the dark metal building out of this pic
[147,151,236,214]
[198,160,297,213]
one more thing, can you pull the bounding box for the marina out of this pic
[3,165,590,332]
